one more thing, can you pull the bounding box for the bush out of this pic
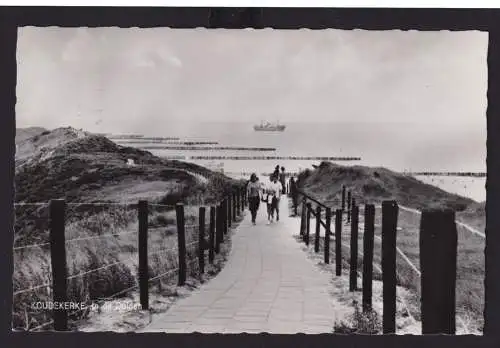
[334,301,381,334]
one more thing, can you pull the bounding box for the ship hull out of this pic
[253,126,286,132]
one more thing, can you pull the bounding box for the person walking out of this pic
[246,173,261,225]
[273,165,280,178]
[289,176,298,215]
[279,166,286,194]
[266,174,283,224]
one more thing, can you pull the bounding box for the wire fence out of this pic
[12,188,247,331]
[292,184,483,335]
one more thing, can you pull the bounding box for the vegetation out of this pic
[296,162,475,211]
[15,127,47,143]
[333,301,382,334]
[296,161,485,333]
[13,127,244,331]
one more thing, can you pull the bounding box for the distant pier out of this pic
[116,140,219,145]
[139,146,276,151]
[408,172,486,178]
[108,135,180,141]
[225,171,299,177]
[162,155,361,161]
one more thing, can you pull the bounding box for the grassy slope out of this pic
[15,127,47,143]
[297,162,475,211]
[13,127,243,330]
[296,161,485,332]
[457,201,485,232]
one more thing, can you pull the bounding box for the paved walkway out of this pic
[143,198,335,334]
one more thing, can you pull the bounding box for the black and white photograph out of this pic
[12,25,487,335]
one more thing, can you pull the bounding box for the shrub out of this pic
[334,301,381,334]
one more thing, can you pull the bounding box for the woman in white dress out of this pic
[265,174,283,223]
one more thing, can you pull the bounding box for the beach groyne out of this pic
[162,156,362,161]
[117,140,219,145]
[225,171,299,178]
[408,172,486,178]
[108,135,180,141]
[139,146,277,151]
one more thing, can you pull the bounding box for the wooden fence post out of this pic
[176,203,187,286]
[228,195,232,228]
[215,204,222,253]
[349,204,359,291]
[335,209,342,276]
[293,190,298,216]
[315,206,321,253]
[347,191,352,223]
[241,188,244,211]
[49,199,68,331]
[306,202,312,246]
[232,192,237,222]
[235,191,238,217]
[341,185,346,211]
[138,200,149,310]
[420,209,457,334]
[300,197,306,237]
[227,197,231,228]
[222,199,227,236]
[237,191,241,216]
[220,202,225,242]
[198,207,206,275]
[325,208,331,264]
[363,204,375,312]
[382,200,398,334]
[209,206,215,263]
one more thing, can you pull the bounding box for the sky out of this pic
[16,27,488,136]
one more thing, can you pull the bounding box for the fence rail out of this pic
[291,182,464,334]
[13,185,248,331]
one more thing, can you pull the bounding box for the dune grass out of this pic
[294,202,483,334]
[13,173,243,331]
[371,206,484,332]
[294,162,485,333]
[13,204,208,331]
[13,128,246,330]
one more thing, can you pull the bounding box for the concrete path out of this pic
[142,198,335,334]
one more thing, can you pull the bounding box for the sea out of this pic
[117,121,486,203]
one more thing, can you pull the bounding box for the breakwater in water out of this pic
[162,155,362,161]
[117,140,219,145]
[138,146,276,151]
[107,135,180,141]
[407,172,486,178]
[225,171,299,177]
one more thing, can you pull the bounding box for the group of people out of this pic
[246,166,288,225]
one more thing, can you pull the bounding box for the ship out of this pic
[253,120,286,132]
